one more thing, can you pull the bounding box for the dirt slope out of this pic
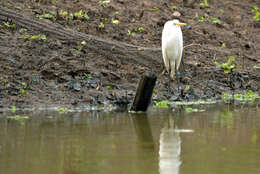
[0,0,259,109]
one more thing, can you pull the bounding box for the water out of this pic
[0,105,260,174]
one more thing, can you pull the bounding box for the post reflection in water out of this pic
[132,113,155,152]
[159,114,181,174]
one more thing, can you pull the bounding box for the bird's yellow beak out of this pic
[176,22,187,27]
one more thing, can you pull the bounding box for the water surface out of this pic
[0,105,260,174]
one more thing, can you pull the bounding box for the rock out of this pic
[73,82,81,91]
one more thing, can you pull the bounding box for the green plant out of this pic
[251,5,260,21]
[198,16,221,24]
[198,16,206,22]
[103,17,108,22]
[253,65,260,69]
[171,5,178,10]
[219,9,224,14]
[137,27,144,32]
[59,9,68,18]
[214,56,235,74]
[24,34,47,41]
[23,29,28,34]
[3,22,16,28]
[37,13,56,21]
[100,0,110,8]
[7,115,29,126]
[111,19,119,25]
[185,107,205,113]
[222,92,230,102]
[74,10,89,20]
[83,73,92,79]
[209,16,221,24]
[154,100,169,108]
[19,89,27,95]
[221,90,259,103]
[200,0,209,8]
[221,42,226,48]
[11,106,16,113]
[77,41,87,51]
[152,7,159,12]
[57,107,71,114]
[99,22,105,29]
[127,30,135,36]
[243,90,259,103]
[21,82,27,89]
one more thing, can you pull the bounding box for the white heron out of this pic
[162,19,186,91]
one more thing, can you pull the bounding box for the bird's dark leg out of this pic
[168,59,171,94]
[175,62,180,92]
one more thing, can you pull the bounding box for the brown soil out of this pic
[0,0,259,110]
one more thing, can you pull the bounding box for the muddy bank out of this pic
[0,0,259,110]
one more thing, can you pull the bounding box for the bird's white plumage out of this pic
[162,19,184,79]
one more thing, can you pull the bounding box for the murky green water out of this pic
[0,105,260,174]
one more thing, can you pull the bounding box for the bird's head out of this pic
[171,19,187,27]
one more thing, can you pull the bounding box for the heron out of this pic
[162,19,186,92]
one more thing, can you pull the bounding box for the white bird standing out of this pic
[162,19,186,90]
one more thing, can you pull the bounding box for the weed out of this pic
[37,13,56,21]
[251,5,260,21]
[171,5,178,10]
[23,29,28,34]
[198,16,206,22]
[83,73,92,79]
[100,0,110,8]
[21,82,27,89]
[219,9,224,14]
[77,41,87,51]
[222,90,259,103]
[7,115,29,126]
[114,11,120,15]
[137,27,144,32]
[2,22,16,29]
[74,10,89,20]
[209,16,221,24]
[198,16,221,24]
[57,107,71,114]
[154,100,169,108]
[19,89,27,95]
[214,56,235,74]
[99,22,105,29]
[200,0,209,8]
[24,34,47,41]
[184,85,190,91]
[103,17,108,22]
[152,7,159,12]
[253,65,260,69]
[153,89,158,94]
[127,30,135,36]
[221,42,226,48]
[59,10,68,19]
[185,107,205,113]
[112,19,119,25]
[11,106,16,113]
[222,92,230,103]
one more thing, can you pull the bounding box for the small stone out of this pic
[173,11,181,17]
[73,83,81,91]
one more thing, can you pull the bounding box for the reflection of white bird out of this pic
[162,19,186,89]
[159,117,181,174]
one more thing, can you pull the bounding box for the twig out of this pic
[183,44,202,49]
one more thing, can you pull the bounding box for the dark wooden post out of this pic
[130,72,157,112]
